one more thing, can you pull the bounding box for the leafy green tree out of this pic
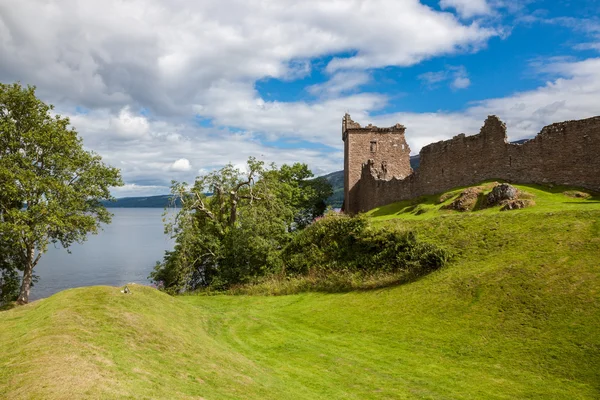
[269,163,333,230]
[151,158,332,292]
[0,83,123,304]
[0,196,23,306]
[0,244,21,306]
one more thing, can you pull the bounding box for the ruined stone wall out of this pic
[342,114,412,211]
[348,115,600,213]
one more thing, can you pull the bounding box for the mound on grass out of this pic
[1,183,599,399]
[368,182,599,220]
[442,186,482,211]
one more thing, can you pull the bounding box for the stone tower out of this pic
[342,113,412,212]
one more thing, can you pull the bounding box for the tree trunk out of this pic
[16,247,35,305]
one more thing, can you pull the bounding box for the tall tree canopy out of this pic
[0,83,123,304]
[150,158,332,292]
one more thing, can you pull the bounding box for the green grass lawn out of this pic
[1,183,599,399]
[367,182,600,221]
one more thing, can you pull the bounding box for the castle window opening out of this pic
[370,140,377,152]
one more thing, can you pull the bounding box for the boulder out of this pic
[443,187,482,212]
[487,183,518,206]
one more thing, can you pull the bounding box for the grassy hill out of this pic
[1,183,599,399]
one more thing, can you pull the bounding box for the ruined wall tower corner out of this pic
[342,114,412,213]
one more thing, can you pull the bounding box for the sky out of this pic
[1,0,599,197]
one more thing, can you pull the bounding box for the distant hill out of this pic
[102,195,181,208]
[409,155,420,169]
[320,170,344,208]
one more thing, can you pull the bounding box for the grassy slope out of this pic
[367,182,600,221]
[1,184,599,399]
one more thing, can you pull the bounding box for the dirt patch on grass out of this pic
[442,187,482,212]
[563,190,591,199]
[500,199,536,211]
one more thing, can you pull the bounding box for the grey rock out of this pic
[487,183,518,206]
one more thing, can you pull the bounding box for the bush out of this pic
[0,267,20,306]
[0,243,22,306]
[282,213,449,277]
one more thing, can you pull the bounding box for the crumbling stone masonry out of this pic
[342,114,600,213]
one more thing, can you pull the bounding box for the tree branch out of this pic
[32,251,42,268]
[193,192,216,221]
[228,165,260,226]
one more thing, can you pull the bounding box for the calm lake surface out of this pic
[31,208,174,301]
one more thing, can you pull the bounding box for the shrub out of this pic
[0,267,20,306]
[282,213,449,277]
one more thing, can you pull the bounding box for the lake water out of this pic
[30,208,175,301]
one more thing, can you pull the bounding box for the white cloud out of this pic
[170,158,192,172]
[418,71,448,86]
[449,66,470,89]
[418,65,471,90]
[440,0,492,19]
[575,42,600,52]
[451,76,471,89]
[0,0,498,194]
[195,81,387,148]
[307,72,371,97]
[523,16,600,54]
[465,57,600,139]
[0,0,498,117]
[65,106,346,195]
[110,107,150,139]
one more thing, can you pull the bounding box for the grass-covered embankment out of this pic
[1,183,599,399]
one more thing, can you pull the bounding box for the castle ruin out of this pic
[342,113,600,213]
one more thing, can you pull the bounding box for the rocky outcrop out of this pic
[443,187,482,212]
[487,183,518,206]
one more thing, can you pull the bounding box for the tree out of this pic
[150,158,332,292]
[0,83,123,304]
[0,197,24,306]
[273,164,333,229]
[0,244,22,306]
